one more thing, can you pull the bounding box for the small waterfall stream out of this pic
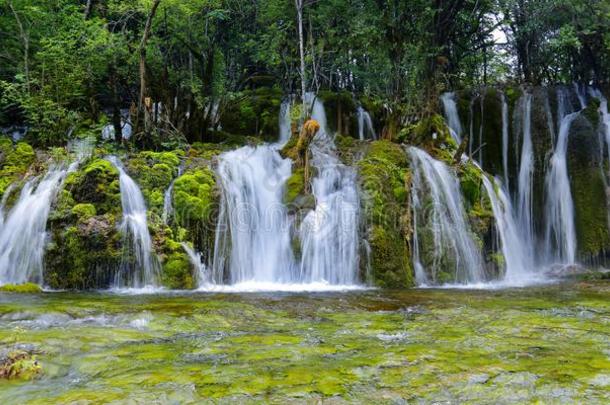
[408,147,484,285]
[516,93,535,249]
[182,242,208,287]
[278,101,292,145]
[441,92,463,144]
[544,112,579,264]
[481,176,535,283]
[107,156,160,288]
[501,93,510,190]
[357,106,376,140]
[299,95,360,285]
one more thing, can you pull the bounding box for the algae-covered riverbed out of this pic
[1,282,609,403]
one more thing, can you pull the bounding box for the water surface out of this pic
[1,282,609,403]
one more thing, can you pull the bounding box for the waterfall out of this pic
[0,168,72,286]
[481,176,534,282]
[408,147,484,285]
[0,183,16,229]
[0,139,91,286]
[278,101,292,145]
[357,106,376,140]
[107,156,160,288]
[298,94,360,285]
[574,82,587,110]
[440,92,462,144]
[516,93,535,249]
[182,242,207,287]
[543,112,579,264]
[162,166,183,224]
[212,145,295,284]
[501,93,510,190]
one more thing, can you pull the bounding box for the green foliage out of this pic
[0,140,35,195]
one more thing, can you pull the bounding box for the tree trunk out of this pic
[84,0,95,20]
[9,2,30,95]
[137,0,162,135]
[295,0,306,112]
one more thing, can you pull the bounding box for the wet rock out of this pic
[0,346,42,380]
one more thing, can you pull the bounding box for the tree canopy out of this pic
[1,0,609,145]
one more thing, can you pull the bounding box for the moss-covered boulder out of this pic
[45,158,123,289]
[358,140,413,287]
[567,113,610,262]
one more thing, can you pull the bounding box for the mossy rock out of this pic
[173,168,218,235]
[0,283,42,293]
[162,252,195,289]
[0,140,36,196]
[567,114,610,260]
[71,203,96,221]
[358,141,413,287]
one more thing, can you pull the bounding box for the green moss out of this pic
[173,168,217,227]
[284,168,305,205]
[162,252,194,289]
[358,141,413,287]
[0,141,36,195]
[0,283,42,293]
[71,203,96,221]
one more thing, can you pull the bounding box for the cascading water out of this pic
[182,242,208,287]
[0,183,15,229]
[441,92,462,144]
[212,145,295,285]
[516,93,535,250]
[162,166,183,224]
[0,139,92,286]
[107,156,160,288]
[298,94,360,285]
[357,106,376,141]
[408,147,484,285]
[0,168,71,286]
[481,176,535,283]
[501,93,510,190]
[544,110,579,264]
[278,100,292,145]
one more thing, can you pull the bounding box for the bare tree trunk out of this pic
[295,0,306,113]
[137,0,162,135]
[84,0,95,20]
[9,2,30,95]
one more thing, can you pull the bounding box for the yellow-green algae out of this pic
[0,282,607,403]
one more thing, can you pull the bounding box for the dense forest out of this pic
[1,0,609,145]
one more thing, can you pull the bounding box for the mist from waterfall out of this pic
[441,92,462,144]
[408,147,484,285]
[107,156,160,289]
[299,94,360,285]
[357,106,376,140]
